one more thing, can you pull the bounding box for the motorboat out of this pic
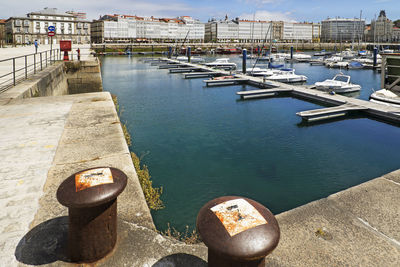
[348,61,364,69]
[205,58,237,69]
[246,67,281,76]
[336,49,357,59]
[314,50,334,57]
[326,61,349,69]
[292,53,312,62]
[309,57,325,66]
[247,67,268,75]
[176,56,205,63]
[325,56,344,63]
[358,50,370,57]
[270,53,290,62]
[369,89,400,107]
[266,68,308,83]
[315,73,361,93]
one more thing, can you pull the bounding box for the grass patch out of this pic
[131,152,164,210]
[111,94,163,210]
[161,223,201,244]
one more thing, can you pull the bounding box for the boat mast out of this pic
[358,10,362,51]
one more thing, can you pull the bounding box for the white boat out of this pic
[336,49,357,59]
[326,61,349,68]
[293,53,312,62]
[309,57,325,66]
[315,73,361,93]
[348,61,364,69]
[266,69,308,83]
[270,53,290,62]
[369,89,400,107]
[325,56,344,63]
[176,56,205,63]
[205,58,237,69]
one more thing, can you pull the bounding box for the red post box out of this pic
[60,40,72,61]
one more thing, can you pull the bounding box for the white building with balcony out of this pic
[5,7,90,45]
[321,18,365,42]
[283,22,320,42]
[91,14,204,43]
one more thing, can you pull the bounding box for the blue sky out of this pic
[2,0,399,23]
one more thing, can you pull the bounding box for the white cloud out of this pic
[239,10,296,22]
[243,0,282,4]
[0,0,194,20]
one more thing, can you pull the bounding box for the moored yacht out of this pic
[266,68,308,83]
[369,89,400,107]
[315,73,361,93]
[205,58,237,69]
[177,56,205,63]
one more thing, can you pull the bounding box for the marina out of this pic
[101,55,400,232]
[152,57,400,124]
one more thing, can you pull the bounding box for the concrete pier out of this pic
[161,58,400,124]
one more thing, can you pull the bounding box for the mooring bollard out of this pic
[57,167,127,262]
[188,46,191,63]
[373,47,378,67]
[242,49,247,74]
[197,196,280,267]
[290,46,294,60]
[168,46,172,59]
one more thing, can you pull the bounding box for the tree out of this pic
[394,19,400,28]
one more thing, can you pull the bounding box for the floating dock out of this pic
[236,88,293,99]
[204,78,249,87]
[169,67,204,73]
[184,72,222,79]
[148,58,400,124]
[296,103,368,122]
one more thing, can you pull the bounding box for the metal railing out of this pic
[0,49,60,93]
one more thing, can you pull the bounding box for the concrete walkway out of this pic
[0,45,92,91]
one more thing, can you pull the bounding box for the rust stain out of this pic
[75,168,114,192]
[211,199,267,236]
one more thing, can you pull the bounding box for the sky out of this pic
[1,0,399,23]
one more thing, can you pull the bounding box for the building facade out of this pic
[5,8,90,45]
[205,18,319,43]
[282,22,320,42]
[0,19,5,47]
[368,10,393,42]
[321,18,365,42]
[91,14,204,43]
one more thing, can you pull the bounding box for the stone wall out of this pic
[64,58,103,94]
[0,58,103,104]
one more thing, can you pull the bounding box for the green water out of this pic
[101,56,400,231]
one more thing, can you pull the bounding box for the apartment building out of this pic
[283,22,320,42]
[205,18,319,43]
[321,18,365,42]
[0,19,5,47]
[91,14,204,43]
[5,7,90,45]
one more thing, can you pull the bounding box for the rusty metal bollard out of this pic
[196,196,280,267]
[57,167,127,262]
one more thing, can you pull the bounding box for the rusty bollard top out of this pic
[196,196,280,261]
[57,167,127,209]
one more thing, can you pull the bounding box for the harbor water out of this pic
[101,55,400,232]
